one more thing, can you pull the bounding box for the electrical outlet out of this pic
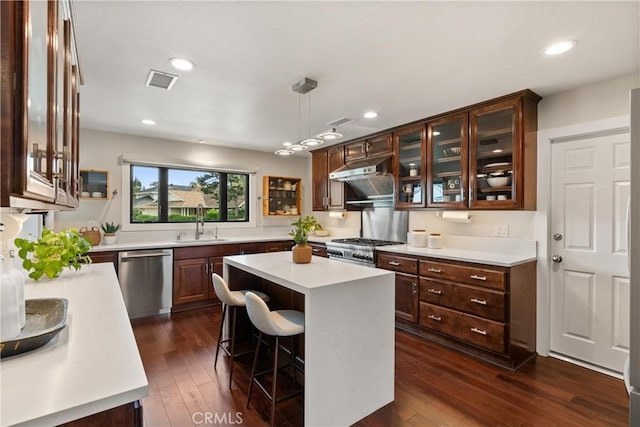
[494,225,509,238]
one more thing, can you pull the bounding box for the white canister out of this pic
[1,269,21,340]
[407,230,428,247]
[5,251,25,328]
[428,233,442,249]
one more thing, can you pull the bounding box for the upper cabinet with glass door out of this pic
[0,0,82,209]
[426,113,468,208]
[469,91,540,210]
[394,124,425,208]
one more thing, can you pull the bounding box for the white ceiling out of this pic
[73,1,639,153]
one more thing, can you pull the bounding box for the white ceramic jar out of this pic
[428,233,442,249]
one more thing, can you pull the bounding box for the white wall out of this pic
[55,129,312,241]
[539,72,640,130]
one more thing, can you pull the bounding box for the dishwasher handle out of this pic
[119,251,172,260]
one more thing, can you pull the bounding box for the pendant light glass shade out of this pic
[317,128,343,141]
[300,138,323,146]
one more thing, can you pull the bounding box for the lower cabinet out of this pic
[88,250,118,275]
[172,241,294,311]
[377,250,536,370]
[309,242,328,258]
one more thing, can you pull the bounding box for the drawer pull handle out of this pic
[470,274,487,281]
[428,288,442,295]
[470,298,487,305]
[312,249,320,252]
[388,261,400,266]
[428,268,442,273]
[471,327,487,336]
[428,315,442,322]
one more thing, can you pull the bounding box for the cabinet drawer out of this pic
[420,303,505,353]
[419,278,506,322]
[419,260,506,290]
[419,302,458,336]
[377,253,418,274]
[310,244,327,257]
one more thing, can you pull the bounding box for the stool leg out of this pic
[247,331,262,409]
[270,336,279,427]
[228,306,237,389]
[214,304,227,370]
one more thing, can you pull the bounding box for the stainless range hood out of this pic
[329,154,394,206]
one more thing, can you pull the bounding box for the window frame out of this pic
[121,162,257,232]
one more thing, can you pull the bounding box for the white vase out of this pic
[5,252,26,328]
[103,234,117,245]
[1,266,20,340]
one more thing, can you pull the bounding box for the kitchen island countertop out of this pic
[0,263,148,427]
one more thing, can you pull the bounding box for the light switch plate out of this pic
[494,224,509,238]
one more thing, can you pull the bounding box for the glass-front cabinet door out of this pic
[469,99,521,209]
[394,124,425,207]
[427,113,468,208]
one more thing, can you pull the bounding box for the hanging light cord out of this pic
[298,93,302,143]
[308,92,312,138]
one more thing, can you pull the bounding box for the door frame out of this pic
[535,115,629,366]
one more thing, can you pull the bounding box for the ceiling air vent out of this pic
[327,117,353,127]
[145,69,178,90]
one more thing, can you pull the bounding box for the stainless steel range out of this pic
[325,207,408,267]
[326,238,402,267]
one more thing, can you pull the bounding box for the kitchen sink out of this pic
[174,238,227,243]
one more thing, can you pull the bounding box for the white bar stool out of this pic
[211,273,269,389]
[244,291,304,427]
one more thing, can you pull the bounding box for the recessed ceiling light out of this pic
[141,119,156,125]
[317,128,343,141]
[289,144,308,151]
[198,140,206,144]
[544,40,577,56]
[363,111,378,119]
[275,149,293,156]
[169,57,196,71]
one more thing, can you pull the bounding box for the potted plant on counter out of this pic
[101,222,120,245]
[289,216,314,264]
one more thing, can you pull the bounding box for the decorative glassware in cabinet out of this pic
[427,114,468,207]
[472,104,516,204]
[395,125,425,205]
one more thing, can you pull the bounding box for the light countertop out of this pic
[0,263,148,427]
[378,244,536,267]
[224,251,394,295]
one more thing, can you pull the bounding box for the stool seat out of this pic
[212,274,269,389]
[228,289,269,307]
[245,292,305,426]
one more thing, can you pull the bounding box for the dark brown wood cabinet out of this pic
[311,145,346,211]
[311,150,329,211]
[309,242,327,258]
[394,124,426,208]
[376,252,419,322]
[377,250,536,370]
[344,133,393,162]
[426,90,540,210]
[88,250,118,274]
[1,0,82,210]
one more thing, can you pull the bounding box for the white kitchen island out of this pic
[0,263,148,426]
[224,252,396,427]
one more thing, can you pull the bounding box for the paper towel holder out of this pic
[437,211,471,223]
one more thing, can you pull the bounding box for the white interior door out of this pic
[550,131,630,372]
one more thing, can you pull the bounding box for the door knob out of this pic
[552,255,563,263]
[553,233,563,241]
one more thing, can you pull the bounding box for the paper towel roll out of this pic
[329,211,345,219]
[441,211,471,223]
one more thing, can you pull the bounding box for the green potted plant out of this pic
[289,216,315,264]
[14,228,93,280]
[101,222,121,245]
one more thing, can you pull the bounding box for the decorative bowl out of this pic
[487,176,511,187]
[314,230,329,237]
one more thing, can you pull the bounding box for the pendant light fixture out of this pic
[317,128,343,141]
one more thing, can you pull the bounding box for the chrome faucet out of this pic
[195,203,205,240]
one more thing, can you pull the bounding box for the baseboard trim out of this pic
[548,351,623,379]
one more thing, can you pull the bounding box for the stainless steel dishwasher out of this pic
[118,249,173,319]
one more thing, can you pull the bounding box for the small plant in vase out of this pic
[289,216,314,264]
[101,222,120,245]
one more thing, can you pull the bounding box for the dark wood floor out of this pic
[132,306,629,426]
